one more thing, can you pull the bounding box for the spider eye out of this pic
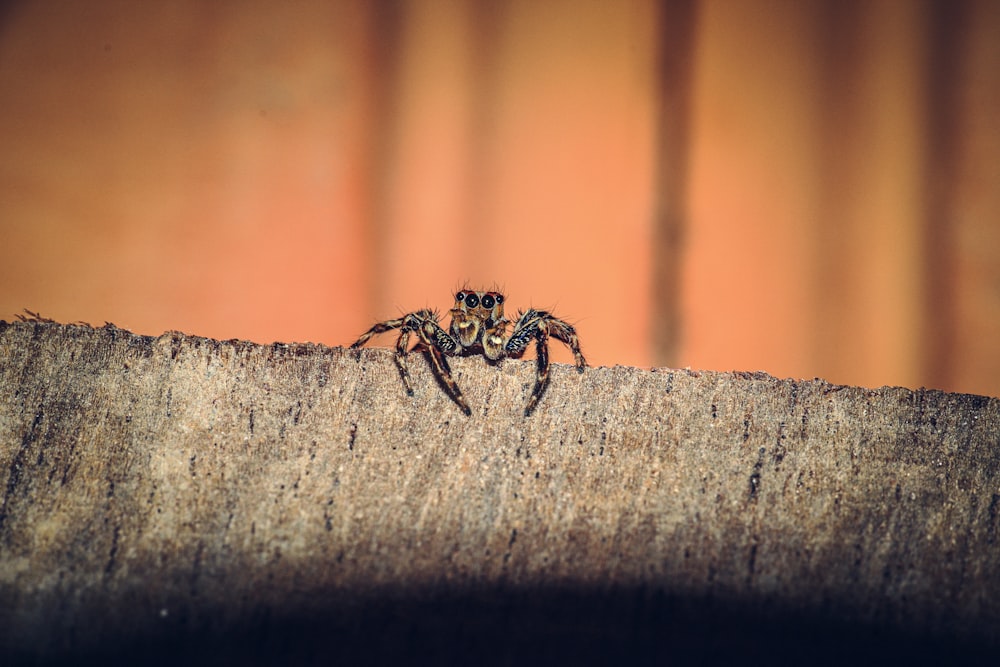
[456,292,465,302]
[481,294,495,309]
[465,294,479,308]
[495,294,504,304]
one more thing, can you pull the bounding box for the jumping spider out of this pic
[350,289,587,416]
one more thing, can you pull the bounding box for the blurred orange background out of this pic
[1,0,998,398]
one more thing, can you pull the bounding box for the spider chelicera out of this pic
[350,289,587,416]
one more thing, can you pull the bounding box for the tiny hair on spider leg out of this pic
[349,290,587,416]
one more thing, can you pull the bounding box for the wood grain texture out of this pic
[1,320,997,663]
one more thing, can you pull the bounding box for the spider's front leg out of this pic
[416,319,471,416]
[506,309,587,416]
[351,312,423,396]
[351,310,471,415]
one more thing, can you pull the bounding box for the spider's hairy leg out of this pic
[423,341,472,416]
[423,316,461,357]
[507,309,588,416]
[393,327,415,396]
[503,310,537,358]
[505,309,551,416]
[351,313,427,396]
[544,317,588,372]
[351,310,462,409]
[350,316,408,349]
[523,326,550,417]
[410,318,470,415]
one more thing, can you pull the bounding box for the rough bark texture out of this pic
[1,320,998,664]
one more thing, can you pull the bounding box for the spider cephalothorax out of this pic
[350,289,587,416]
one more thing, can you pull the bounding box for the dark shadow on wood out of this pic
[17,584,993,666]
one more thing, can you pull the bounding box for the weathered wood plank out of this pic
[1,320,997,663]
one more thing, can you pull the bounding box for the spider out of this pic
[350,289,587,416]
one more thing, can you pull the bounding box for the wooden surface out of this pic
[1,320,998,663]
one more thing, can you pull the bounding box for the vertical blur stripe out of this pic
[0,1,998,397]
